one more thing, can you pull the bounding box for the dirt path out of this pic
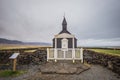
[76,65,119,80]
[0,64,119,80]
[25,65,120,80]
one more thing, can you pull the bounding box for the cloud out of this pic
[0,0,120,46]
[78,38,120,47]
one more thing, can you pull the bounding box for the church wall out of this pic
[57,38,73,48]
[67,38,73,48]
[53,38,62,48]
[53,38,55,48]
[53,38,77,48]
[74,38,77,48]
[57,38,62,48]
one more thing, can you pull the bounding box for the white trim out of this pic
[47,48,49,61]
[55,33,74,38]
[80,48,83,63]
[54,48,57,62]
[47,48,83,63]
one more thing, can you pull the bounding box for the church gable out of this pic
[55,33,74,38]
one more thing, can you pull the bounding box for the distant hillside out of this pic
[0,38,51,46]
[0,38,22,44]
[24,42,51,46]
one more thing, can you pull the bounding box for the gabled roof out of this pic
[55,33,74,38]
[59,30,71,34]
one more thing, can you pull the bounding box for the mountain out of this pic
[24,42,51,46]
[0,38,51,46]
[0,38,22,44]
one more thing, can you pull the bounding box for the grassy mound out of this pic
[89,49,120,56]
[0,70,26,77]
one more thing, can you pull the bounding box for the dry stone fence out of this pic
[18,50,47,65]
[0,49,47,70]
[84,49,120,75]
[0,48,120,76]
[0,52,13,70]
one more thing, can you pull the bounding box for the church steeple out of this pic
[62,17,67,30]
[59,17,70,34]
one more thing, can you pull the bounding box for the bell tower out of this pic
[59,17,70,34]
[62,17,67,31]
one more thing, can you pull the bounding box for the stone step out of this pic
[40,61,90,74]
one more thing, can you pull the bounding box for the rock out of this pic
[56,68,69,74]
[40,62,90,74]
[108,61,113,70]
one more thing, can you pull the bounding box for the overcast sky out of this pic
[0,0,120,46]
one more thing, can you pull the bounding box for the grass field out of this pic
[89,49,120,56]
[0,44,51,50]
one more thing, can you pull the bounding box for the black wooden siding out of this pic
[53,38,55,48]
[57,38,62,48]
[74,38,77,48]
[67,38,72,48]
[53,38,77,48]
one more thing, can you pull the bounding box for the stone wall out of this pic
[84,50,120,75]
[0,52,13,70]
[0,50,47,70]
[18,50,47,65]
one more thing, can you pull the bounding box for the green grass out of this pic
[0,70,26,77]
[89,49,120,56]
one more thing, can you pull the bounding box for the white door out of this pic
[61,38,68,49]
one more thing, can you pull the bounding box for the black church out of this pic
[53,17,77,49]
[47,17,83,63]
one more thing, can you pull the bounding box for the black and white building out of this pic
[53,17,77,49]
[47,17,83,63]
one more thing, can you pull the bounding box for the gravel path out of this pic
[76,65,119,80]
[26,65,120,80]
[0,64,119,80]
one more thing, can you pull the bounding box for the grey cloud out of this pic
[0,0,120,46]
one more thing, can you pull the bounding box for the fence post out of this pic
[80,48,83,63]
[54,48,57,62]
[13,59,17,71]
[72,49,75,63]
[47,48,49,62]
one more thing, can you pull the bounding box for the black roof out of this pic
[59,17,71,34]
